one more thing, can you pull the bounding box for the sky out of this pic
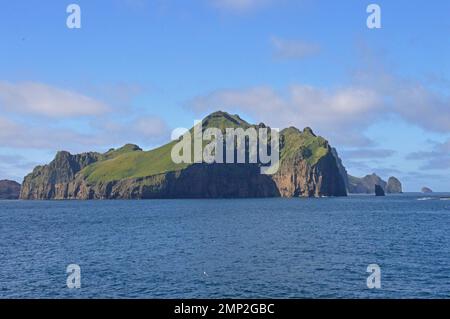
[0,0,449,191]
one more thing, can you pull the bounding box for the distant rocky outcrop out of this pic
[347,173,403,194]
[20,111,347,200]
[348,173,387,194]
[421,187,433,193]
[375,184,385,196]
[331,147,349,191]
[386,177,403,194]
[20,151,104,200]
[0,180,21,200]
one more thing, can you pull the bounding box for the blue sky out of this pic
[0,0,449,191]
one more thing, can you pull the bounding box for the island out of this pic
[20,111,348,200]
[0,180,21,200]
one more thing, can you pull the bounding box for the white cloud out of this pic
[392,84,450,133]
[134,116,169,138]
[341,149,396,159]
[0,81,110,118]
[210,0,271,13]
[189,65,450,147]
[94,116,170,144]
[0,116,100,150]
[189,84,382,146]
[271,37,320,60]
[0,113,169,155]
[406,139,450,170]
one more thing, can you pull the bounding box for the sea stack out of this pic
[375,184,385,196]
[386,177,403,194]
[421,187,433,193]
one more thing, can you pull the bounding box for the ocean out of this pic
[1,194,449,298]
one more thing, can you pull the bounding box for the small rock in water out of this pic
[375,185,385,197]
[421,187,433,193]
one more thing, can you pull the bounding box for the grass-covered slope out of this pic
[82,141,187,183]
[20,111,348,199]
[279,127,329,166]
[78,111,334,184]
[81,111,253,183]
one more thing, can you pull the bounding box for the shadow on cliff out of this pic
[141,163,281,199]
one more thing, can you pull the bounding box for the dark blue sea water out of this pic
[1,194,450,299]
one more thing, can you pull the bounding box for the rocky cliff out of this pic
[348,173,386,194]
[272,128,347,197]
[20,111,347,200]
[331,147,349,191]
[386,177,403,194]
[0,180,21,200]
[347,173,403,194]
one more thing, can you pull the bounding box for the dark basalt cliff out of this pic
[20,112,347,200]
[0,180,21,200]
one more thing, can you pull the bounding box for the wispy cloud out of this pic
[271,37,321,60]
[210,0,272,13]
[0,81,110,118]
[0,116,100,150]
[406,139,450,170]
[341,149,396,159]
[0,80,170,154]
[188,59,450,148]
[189,84,382,146]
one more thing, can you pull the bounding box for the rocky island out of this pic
[0,180,21,200]
[347,173,403,194]
[20,111,348,200]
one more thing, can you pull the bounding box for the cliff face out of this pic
[386,177,403,194]
[331,147,349,191]
[20,151,103,200]
[272,129,346,197]
[347,174,404,194]
[60,164,280,199]
[20,112,347,200]
[0,180,21,200]
[348,174,387,194]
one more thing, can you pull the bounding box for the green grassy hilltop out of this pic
[79,111,330,183]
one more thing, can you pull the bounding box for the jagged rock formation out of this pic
[375,184,385,196]
[20,151,102,199]
[272,128,347,197]
[421,187,433,193]
[0,180,21,200]
[386,177,403,194]
[20,111,347,200]
[346,173,404,194]
[348,173,387,194]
